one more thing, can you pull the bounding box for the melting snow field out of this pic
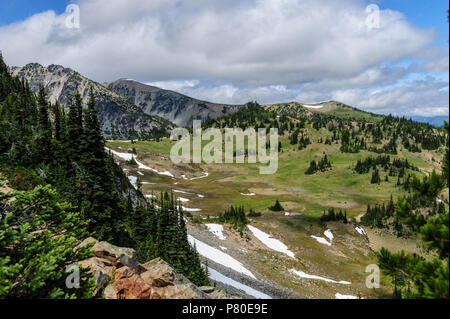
[190,172,209,180]
[289,269,351,285]
[335,293,359,299]
[311,236,331,246]
[177,197,190,202]
[311,229,333,246]
[302,104,323,109]
[179,206,201,212]
[247,225,295,259]
[355,226,366,236]
[188,235,256,279]
[324,229,334,241]
[127,176,137,189]
[106,148,174,178]
[205,224,226,240]
[174,189,192,195]
[208,267,271,299]
[285,212,302,216]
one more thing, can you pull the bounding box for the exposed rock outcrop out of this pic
[77,237,230,299]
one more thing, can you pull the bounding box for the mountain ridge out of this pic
[106,78,243,127]
[10,63,174,139]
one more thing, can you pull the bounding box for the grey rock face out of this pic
[106,79,242,127]
[10,63,174,139]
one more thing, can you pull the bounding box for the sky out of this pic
[0,0,448,117]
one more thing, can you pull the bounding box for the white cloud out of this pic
[0,0,447,116]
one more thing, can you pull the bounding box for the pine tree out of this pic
[34,86,52,163]
[67,93,83,162]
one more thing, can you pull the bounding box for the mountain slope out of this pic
[10,63,174,139]
[106,79,242,127]
[264,101,384,123]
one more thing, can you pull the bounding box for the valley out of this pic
[105,108,446,298]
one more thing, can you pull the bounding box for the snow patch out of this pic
[335,293,359,299]
[206,224,226,240]
[179,206,201,212]
[177,197,190,202]
[127,176,137,189]
[285,212,302,216]
[173,189,192,195]
[302,104,323,109]
[324,229,334,242]
[106,148,174,178]
[187,235,256,279]
[190,172,209,180]
[311,229,333,246]
[247,225,295,259]
[208,267,271,299]
[355,226,366,236]
[289,269,351,285]
[137,171,144,176]
[240,192,256,196]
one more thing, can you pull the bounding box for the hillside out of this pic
[265,101,385,123]
[0,55,210,298]
[10,63,174,139]
[106,79,242,127]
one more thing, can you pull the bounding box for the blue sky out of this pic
[0,0,70,25]
[376,0,448,45]
[0,0,448,116]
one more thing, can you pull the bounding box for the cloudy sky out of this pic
[0,0,448,116]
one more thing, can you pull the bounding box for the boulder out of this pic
[75,238,233,299]
[141,258,176,287]
[112,275,153,299]
[91,241,138,269]
[104,284,117,299]
[76,257,113,293]
[199,286,215,293]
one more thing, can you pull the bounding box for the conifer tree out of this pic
[34,86,53,163]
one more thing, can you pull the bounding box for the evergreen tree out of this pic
[34,86,52,163]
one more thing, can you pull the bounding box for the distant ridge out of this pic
[106,79,243,127]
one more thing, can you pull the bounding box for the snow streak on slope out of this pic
[208,267,271,299]
[335,293,359,299]
[289,269,350,285]
[187,235,256,279]
[106,148,174,177]
[247,225,295,259]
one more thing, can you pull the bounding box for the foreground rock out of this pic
[77,238,231,299]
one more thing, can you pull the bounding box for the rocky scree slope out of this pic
[106,79,242,127]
